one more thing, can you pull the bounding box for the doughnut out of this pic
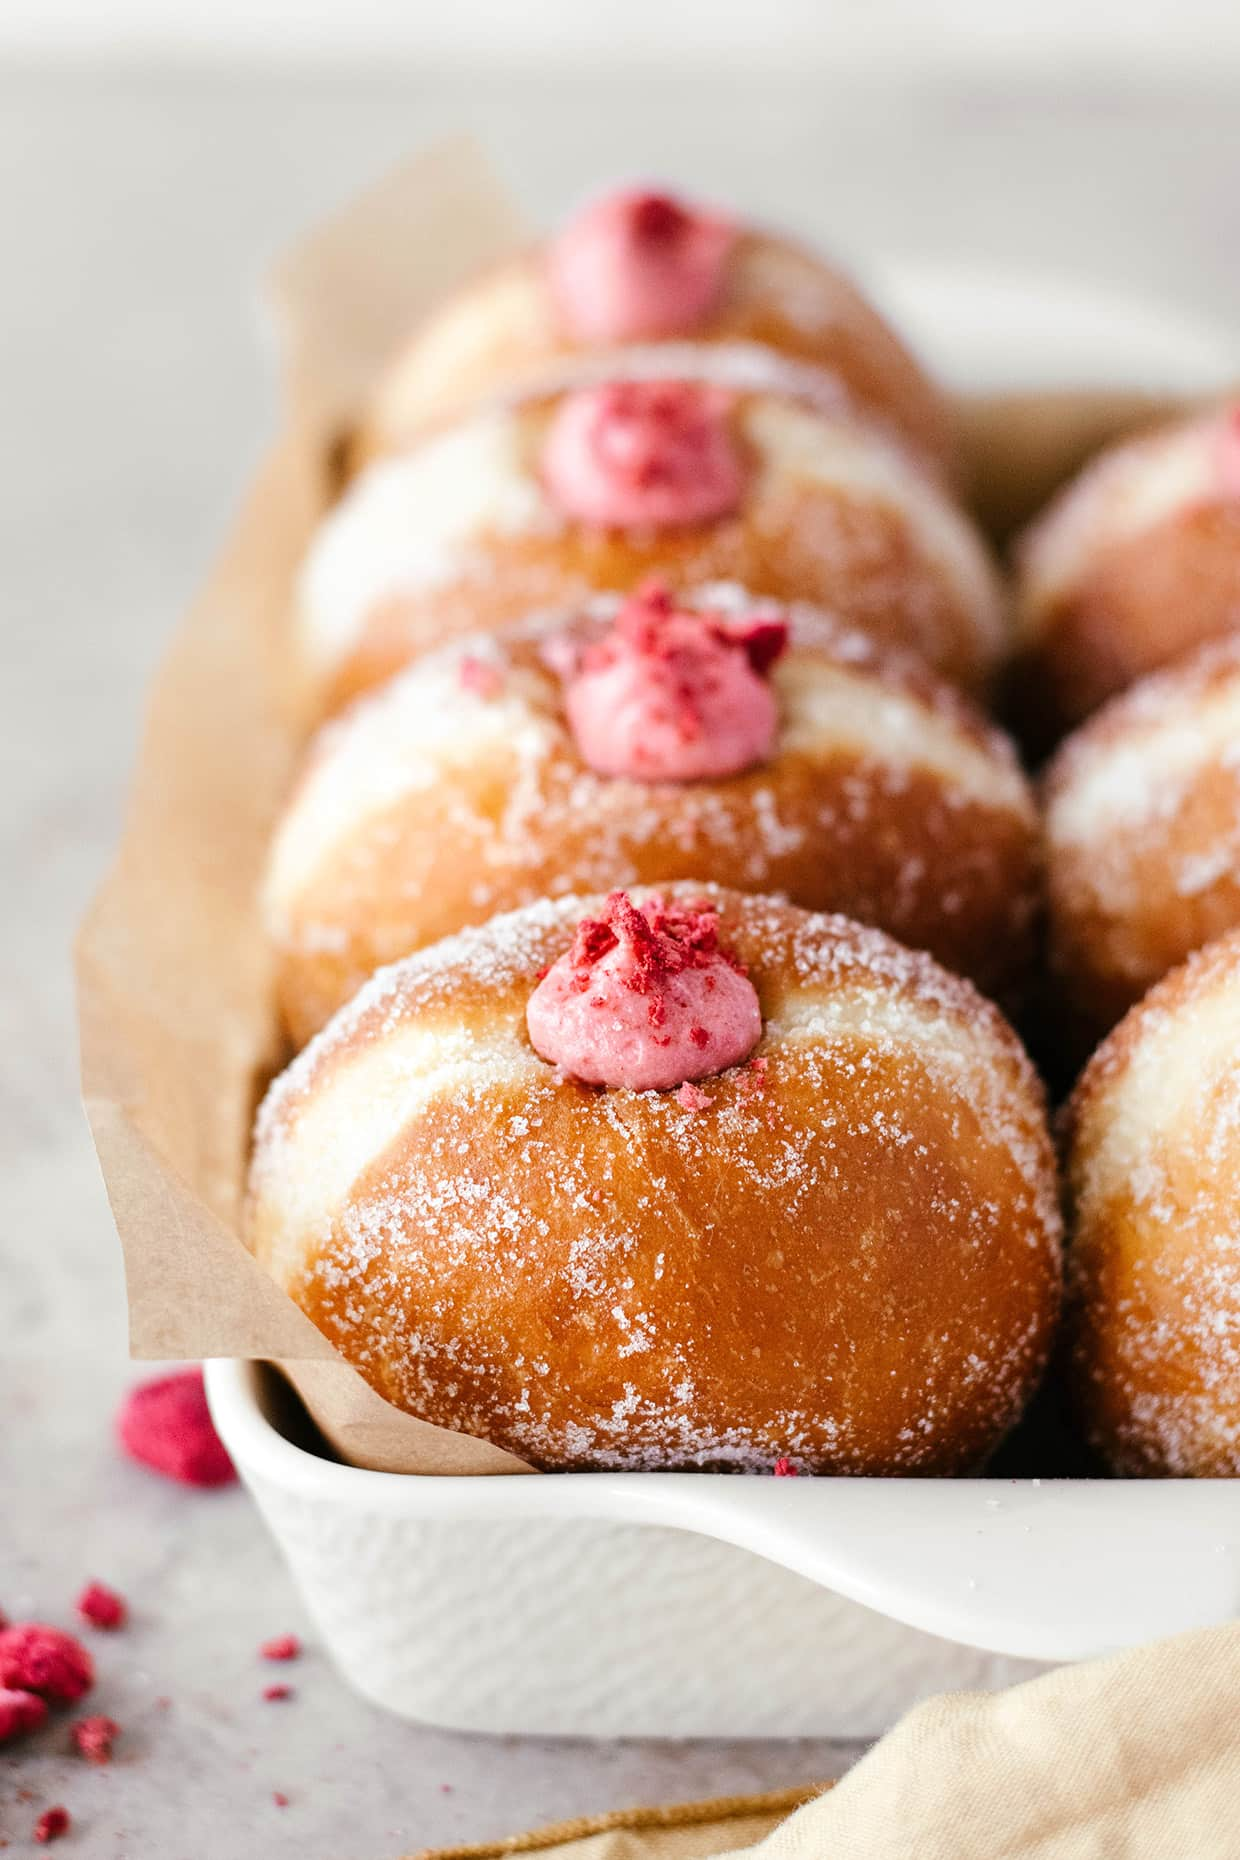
[247,885,1063,1474]
[356,185,953,473]
[1044,635,1240,1043]
[1012,401,1240,748]
[267,584,1040,1046]
[298,375,1005,720]
[1063,929,1240,1475]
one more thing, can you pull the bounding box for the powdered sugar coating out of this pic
[266,590,1037,1044]
[250,887,1061,1474]
[1017,406,1232,641]
[300,378,1002,717]
[1045,634,1240,1036]
[1010,401,1240,747]
[1064,930,1240,1475]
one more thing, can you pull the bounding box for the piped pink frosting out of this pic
[559,585,787,781]
[541,381,745,528]
[526,892,762,1092]
[1215,406,1240,499]
[548,188,735,343]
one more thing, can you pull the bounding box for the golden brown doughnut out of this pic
[357,192,953,472]
[297,373,1004,722]
[267,589,1039,1046]
[1045,635,1240,1044]
[1011,402,1240,749]
[247,886,1063,1474]
[1063,929,1240,1475]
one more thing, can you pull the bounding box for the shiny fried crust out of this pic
[248,887,1063,1474]
[357,231,954,473]
[1011,412,1240,748]
[267,600,1040,1046]
[297,387,1004,722]
[1063,930,1240,1475]
[1045,636,1240,1043]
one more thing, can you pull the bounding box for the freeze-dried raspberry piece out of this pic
[0,1687,48,1743]
[117,1368,235,1488]
[260,1635,300,1662]
[34,1807,71,1844]
[76,1582,126,1631]
[0,1625,93,1704]
[72,1715,119,1764]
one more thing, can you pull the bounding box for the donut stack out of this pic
[246,182,1240,1480]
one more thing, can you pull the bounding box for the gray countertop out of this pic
[3,63,1239,1859]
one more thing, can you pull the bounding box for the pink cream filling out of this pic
[541,380,745,528]
[559,585,787,781]
[1214,405,1240,499]
[526,892,762,1092]
[547,188,735,343]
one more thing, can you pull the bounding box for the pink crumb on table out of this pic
[0,1688,48,1743]
[33,1808,70,1845]
[262,1685,293,1703]
[72,1715,119,1764]
[117,1368,236,1488]
[260,1635,300,1662]
[773,1457,799,1478]
[76,1582,126,1631]
[0,1625,93,1704]
[273,1792,290,1809]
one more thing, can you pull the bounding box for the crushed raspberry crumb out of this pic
[117,1368,235,1488]
[773,1457,799,1478]
[260,1635,300,1662]
[76,1582,126,1632]
[567,891,740,997]
[0,1625,93,1704]
[0,1688,48,1743]
[262,1684,293,1702]
[273,1792,289,1809]
[628,192,689,244]
[72,1715,118,1764]
[676,1082,711,1111]
[34,1808,70,1845]
[688,1025,709,1048]
[728,613,789,675]
[458,654,504,699]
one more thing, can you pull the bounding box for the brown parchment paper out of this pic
[74,138,1219,1479]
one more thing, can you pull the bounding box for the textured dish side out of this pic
[237,1455,1039,1737]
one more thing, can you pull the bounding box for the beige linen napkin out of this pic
[412,1622,1240,1860]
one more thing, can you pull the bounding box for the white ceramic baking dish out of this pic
[207,266,1240,1739]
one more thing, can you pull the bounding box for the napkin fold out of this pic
[413,1622,1240,1860]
